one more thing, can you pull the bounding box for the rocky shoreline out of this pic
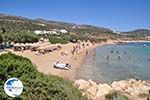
[74,79,150,100]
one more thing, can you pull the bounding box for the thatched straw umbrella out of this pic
[30,43,40,51]
[14,43,20,47]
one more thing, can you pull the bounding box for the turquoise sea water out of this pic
[76,42,150,84]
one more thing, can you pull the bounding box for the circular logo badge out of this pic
[4,78,23,97]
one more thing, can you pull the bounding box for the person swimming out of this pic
[124,51,127,55]
[117,55,121,60]
[116,50,119,54]
[110,50,113,54]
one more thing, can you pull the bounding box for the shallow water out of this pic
[76,42,150,84]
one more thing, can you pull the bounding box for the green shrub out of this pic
[105,91,128,100]
[89,38,107,43]
[0,53,87,100]
[2,32,39,43]
[0,34,3,44]
[49,36,68,44]
[14,32,39,43]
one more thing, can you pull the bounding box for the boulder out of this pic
[86,86,98,98]
[96,83,112,97]
[74,79,150,100]
[74,79,90,90]
[112,79,150,96]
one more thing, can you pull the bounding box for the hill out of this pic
[0,13,124,42]
[0,13,111,33]
[123,29,150,38]
[1,13,149,40]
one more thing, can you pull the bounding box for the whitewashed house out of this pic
[146,36,150,39]
[34,30,44,35]
[60,29,68,34]
[49,31,58,35]
[43,30,51,34]
[34,29,68,35]
[34,30,59,35]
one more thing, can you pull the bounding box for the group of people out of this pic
[71,43,81,56]
[106,49,129,61]
[71,43,91,57]
[55,41,95,70]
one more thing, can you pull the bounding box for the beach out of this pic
[4,39,150,81]
[3,40,150,100]
[5,40,117,80]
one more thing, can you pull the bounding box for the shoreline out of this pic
[74,39,150,79]
[4,39,150,81]
[59,41,111,80]
[73,40,118,81]
[5,40,118,81]
[3,40,150,100]
[122,40,150,43]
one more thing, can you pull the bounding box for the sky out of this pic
[0,0,150,31]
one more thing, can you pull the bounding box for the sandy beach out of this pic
[5,40,117,80]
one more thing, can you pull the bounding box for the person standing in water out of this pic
[116,50,119,54]
[86,49,88,55]
[129,54,131,60]
[117,55,121,60]
[111,50,113,54]
[82,43,85,48]
[93,49,96,60]
[107,55,110,61]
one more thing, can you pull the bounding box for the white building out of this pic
[60,29,68,34]
[146,36,150,39]
[34,30,59,35]
[49,31,58,35]
[112,30,121,34]
[34,29,68,35]
[34,30,43,35]
[43,30,51,34]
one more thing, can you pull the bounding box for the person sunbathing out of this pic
[53,61,71,70]
[61,51,68,56]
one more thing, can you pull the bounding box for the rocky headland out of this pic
[74,79,150,100]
